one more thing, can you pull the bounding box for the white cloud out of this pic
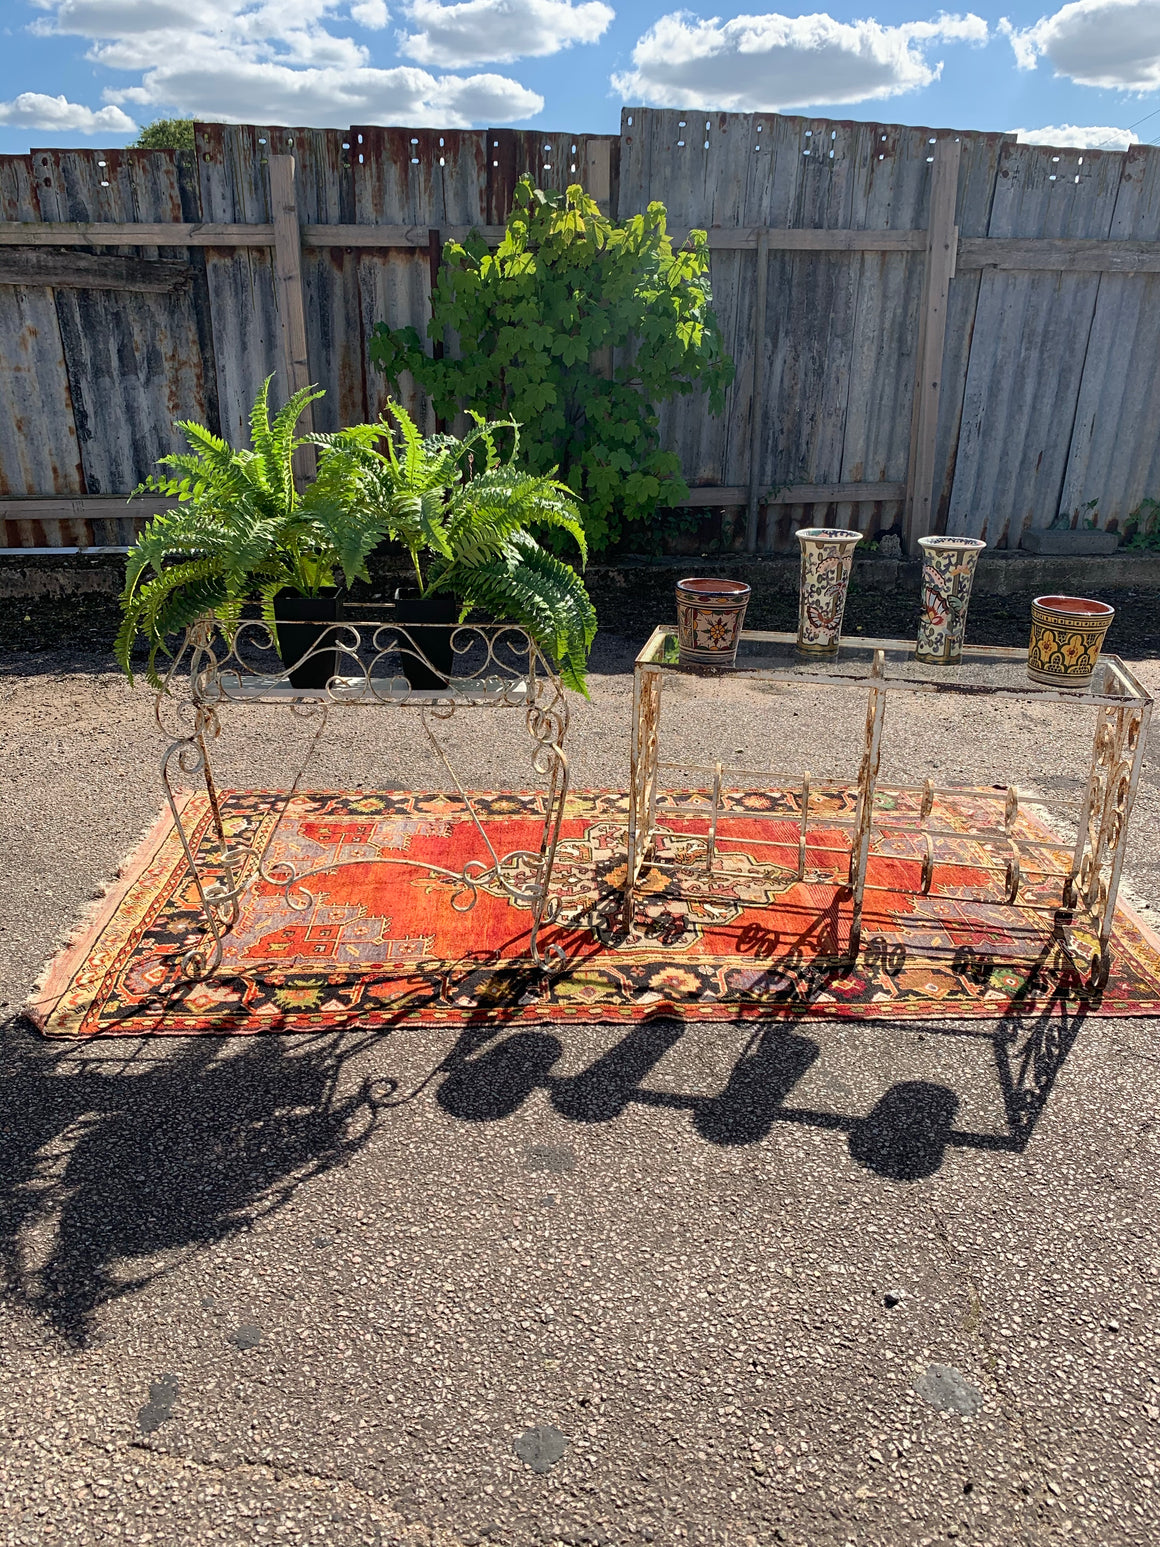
[401,0,614,67]
[612,9,988,112]
[30,0,543,125]
[350,0,389,23]
[0,91,136,132]
[1000,0,1160,91]
[105,56,542,124]
[1012,123,1139,149]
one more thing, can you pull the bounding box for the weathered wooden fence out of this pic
[1,112,1158,553]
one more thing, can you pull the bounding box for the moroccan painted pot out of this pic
[675,577,751,668]
[1027,595,1115,689]
[795,527,863,656]
[915,536,987,665]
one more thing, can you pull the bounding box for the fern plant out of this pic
[115,378,390,684]
[320,404,597,693]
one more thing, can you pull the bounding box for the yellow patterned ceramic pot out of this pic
[675,577,751,668]
[1027,595,1115,689]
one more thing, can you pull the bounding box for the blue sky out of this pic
[0,0,1156,155]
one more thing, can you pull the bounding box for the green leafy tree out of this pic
[369,178,734,554]
[132,118,195,151]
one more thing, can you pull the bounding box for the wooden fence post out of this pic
[745,227,771,552]
[903,137,961,551]
[268,154,315,482]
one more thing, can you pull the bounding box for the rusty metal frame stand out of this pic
[624,657,663,929]
[621,627,1153,985]
[846,653,887,959]
[1070,695,1153,986]
[623,639,888,960]
[156,613,572,980]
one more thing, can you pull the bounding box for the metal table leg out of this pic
[846,652,888,961]
[624,661,662,931]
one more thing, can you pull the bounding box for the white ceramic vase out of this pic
[795,528,863,657]
[915,536,987,665]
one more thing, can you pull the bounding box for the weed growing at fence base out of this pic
[369,178,734,557]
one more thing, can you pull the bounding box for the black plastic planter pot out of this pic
[393,590,458,691]
[273,592,342,689]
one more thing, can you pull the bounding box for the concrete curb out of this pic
[4,548,1160,603]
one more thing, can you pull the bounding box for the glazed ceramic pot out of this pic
[675,577,751,668]
[795,528,863,657]
[915,536,987,665]
[1027,595,1115,689]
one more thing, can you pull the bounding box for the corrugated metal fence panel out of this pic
[930,131,1012,533]
[195,123,283,448]
[620,111,938,545]
[0,154,84,500]
[351,127,488,429]
[618,110,752,496]
[277,127,364,434]
[1058,144,1160,527]
[832,123,929,510]
[764,117,932,546]
[31,147,212,498]
[946,141,1127,544]
[3,111,1160,553]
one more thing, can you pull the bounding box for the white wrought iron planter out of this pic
[624,628,1153,988]
[155,611,571,980]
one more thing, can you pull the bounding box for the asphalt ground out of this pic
[2,632,1160,1547]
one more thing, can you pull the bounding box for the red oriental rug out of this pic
[28,787,1160,1038]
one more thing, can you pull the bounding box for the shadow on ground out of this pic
[433,993,1088,1179]
[0,1024,386,1347]
[0,962,1086,1347]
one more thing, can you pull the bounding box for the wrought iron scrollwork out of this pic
[155,612,572,979]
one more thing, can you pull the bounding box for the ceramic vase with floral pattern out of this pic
[795,528,863,656]
[915,536,987,665]
[675,577,751,668]
[1027,595,1115,689]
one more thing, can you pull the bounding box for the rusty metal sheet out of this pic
[351,126,488,428]
[0,154,84,495]
[1057,143,1160,529]
[31,145,213,495]
[946,140,1127,544]
[195,123,283,448]
[485,131,618,221]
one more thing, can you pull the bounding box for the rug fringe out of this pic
[25,790,201,1032]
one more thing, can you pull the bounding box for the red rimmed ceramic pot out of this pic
[675,577,751,668]
[1027,595,1115,689]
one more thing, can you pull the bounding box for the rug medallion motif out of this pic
[29,788,1160,1037]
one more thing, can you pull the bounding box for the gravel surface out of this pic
[2,635,1159,1547]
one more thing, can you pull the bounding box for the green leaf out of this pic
[368,173,734,558]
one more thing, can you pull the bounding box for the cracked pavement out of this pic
[1,636,1159,1546]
